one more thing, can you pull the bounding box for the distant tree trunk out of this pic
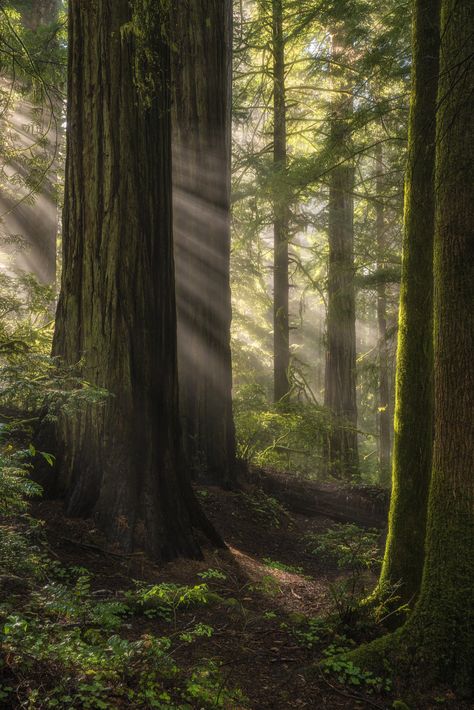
[13,0,60,30]
[272,0,291,402]
[171,0,236,488]
[11,0,61,32]
[375,143,391,486]
[377,0,440,606]
[4,0,62,285]
[52,0,220,561]
[324,30,358,479]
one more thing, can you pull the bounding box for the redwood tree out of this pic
[171,0,237,487]
[53,0,219,560]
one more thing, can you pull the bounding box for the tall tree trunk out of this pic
[401,0,474,687]
[171,0,236,488]
[375,143,391,486]
[377,0,440,606]
[357,0,474,693]
[52,0,220,561]
[272,0,291,402]
[324,30,358,479]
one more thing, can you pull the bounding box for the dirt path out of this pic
[29,483,467,710]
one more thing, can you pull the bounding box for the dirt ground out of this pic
[30,482,470,710]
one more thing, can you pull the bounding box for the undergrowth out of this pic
[0,433,246,708]
[0,546,247,708]
[233,383,330,476]
[0,275,247,709]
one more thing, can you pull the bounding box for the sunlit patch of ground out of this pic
[29,491,360,709]
[229,546,331,617]
[26,486,469,710]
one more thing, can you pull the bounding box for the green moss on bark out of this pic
[377,0,440,607]
[350,0,474,696]
[122,0,172,108]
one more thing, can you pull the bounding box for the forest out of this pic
[0,0,472,708]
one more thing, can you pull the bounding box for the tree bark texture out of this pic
[378,0,440,607]
[171,0,237,487]
[52,0,219,561]
[324,30,358,479]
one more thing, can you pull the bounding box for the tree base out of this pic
[343,616,473,700]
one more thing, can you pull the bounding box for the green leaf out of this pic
[40,451,55,466]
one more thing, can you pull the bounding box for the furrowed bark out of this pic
[52,0,221,561]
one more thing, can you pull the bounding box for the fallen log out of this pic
[250,468,390,529]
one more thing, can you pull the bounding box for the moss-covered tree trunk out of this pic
[272,0,291,402]
[378,0,440,606]
[171,0,236,487]
[375,143,391,486]
[399,0,474,689]
[324,30,358,479]
[53,0,220,561]
[358,0,474,692]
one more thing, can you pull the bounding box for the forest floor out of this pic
[14,477,468,710]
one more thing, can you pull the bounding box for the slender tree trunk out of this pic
[375,143,391,486]
[171,0,236,488]
[3,0,62,285]
[378,0,440,606]
[324,30,358,479]
[52,0,220,561]
[272,0,291,402]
